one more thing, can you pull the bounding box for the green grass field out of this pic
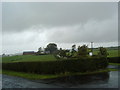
[93,49,119,57]
[2,55,57,63]
[2,49,119,63]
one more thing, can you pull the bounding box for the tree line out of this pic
[37,43,108,58]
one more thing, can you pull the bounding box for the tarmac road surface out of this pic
[2,74,61,88]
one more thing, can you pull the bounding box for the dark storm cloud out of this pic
[3,2,117,33]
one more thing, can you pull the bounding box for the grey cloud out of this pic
[2,29,47,54]
[2,2,118,54]
[3,2,117,33]
[46,14,118,43]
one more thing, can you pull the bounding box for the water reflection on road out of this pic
[41,71,118,88]
[71,71,118,88]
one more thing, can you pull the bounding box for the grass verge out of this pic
[0,69,1,74]
[109,63,120,66]
[108,68,118,71]
[2,69,116,80]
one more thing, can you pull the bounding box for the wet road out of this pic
[2,74,61,88]
[71,71,119,88]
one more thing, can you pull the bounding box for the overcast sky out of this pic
[2,2,118,54]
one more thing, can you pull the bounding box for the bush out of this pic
[77,45,89,57]
[2,57,108,74]
[107,57,120,63]
[98,47,108,57]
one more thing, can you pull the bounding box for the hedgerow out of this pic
[2,57,108,74]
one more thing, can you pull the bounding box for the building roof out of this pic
[23,51,35,53]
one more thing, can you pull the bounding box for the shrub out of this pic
[98,47,109,57]
[77,45,89,57]
[107,57,120,63]
[2,57,108,74]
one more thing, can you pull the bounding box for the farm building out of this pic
[23,51,35,55]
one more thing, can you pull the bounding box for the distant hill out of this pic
[90,46,119,50]
[105,46,119,50]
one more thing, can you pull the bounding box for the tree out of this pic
[2,53,5,57]
[57,48,70,58]
[77,45,89,57]
[98,47,108,57]
[37,47,42,54]
[71,44,77,57]
[45,43,58,54]
[59,49,66,58]
[72,44,76,51]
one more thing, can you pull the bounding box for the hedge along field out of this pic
[2,57,108,74]
[107,57,120,63]
[2,55,57,63]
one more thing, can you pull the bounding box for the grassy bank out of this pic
[109,63,120,66]
[2,69,117,80]
[108,68,118,71]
